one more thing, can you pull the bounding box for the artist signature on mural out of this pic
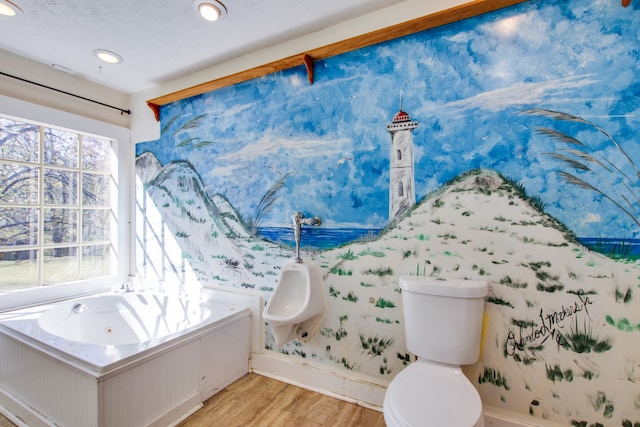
[505,293,594,356]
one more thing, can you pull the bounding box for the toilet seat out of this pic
[384,362,483,427]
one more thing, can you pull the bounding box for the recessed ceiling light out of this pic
[193,0,226,22]
[0,0,23,16]
[92,49,123,64]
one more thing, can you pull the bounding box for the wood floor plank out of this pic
[249,384,308,426]
[179,374,385,427]
[216,380,291,425]
[287,391,344,424]
[182,375,289,426]
[333,404,388,427]
[267,411,323,427]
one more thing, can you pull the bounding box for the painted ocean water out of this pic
[577,237,640,259]
[257,228,640,258]
[257,227,382,249]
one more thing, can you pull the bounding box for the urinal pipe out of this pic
[291,212,322,263]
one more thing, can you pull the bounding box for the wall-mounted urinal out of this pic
[263,259,326,346]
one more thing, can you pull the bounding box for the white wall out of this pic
[0,49,130,129]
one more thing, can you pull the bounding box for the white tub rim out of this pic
[0,291,250,377]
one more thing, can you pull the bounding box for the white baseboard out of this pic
[0,386,49,427]
[483,406,569,427]
[250,351,388,410]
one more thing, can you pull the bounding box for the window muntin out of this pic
[0,115,116,291]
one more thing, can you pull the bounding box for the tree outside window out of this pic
[0,116,115,291]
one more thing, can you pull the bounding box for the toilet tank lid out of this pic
[400,275,488,298]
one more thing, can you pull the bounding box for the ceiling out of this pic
[0,0,406,94]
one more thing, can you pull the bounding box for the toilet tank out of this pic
[400,275,488,365]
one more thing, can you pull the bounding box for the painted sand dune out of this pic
[136,155,640,426]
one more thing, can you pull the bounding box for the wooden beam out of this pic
[303,54,314,85]
[147,0,526,117]
[146,101,161,121]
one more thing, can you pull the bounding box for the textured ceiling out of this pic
[0,0,403,94]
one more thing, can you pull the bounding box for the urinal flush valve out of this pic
[291,211,322,263]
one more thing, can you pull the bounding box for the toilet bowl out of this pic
[263,259,326,346]
[384,361,484,427]
[383,275,488,427]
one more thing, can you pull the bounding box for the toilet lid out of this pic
[385,363,482,427]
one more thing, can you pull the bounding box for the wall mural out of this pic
[135,0,640,425]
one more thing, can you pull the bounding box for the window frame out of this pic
[0,95,131,311]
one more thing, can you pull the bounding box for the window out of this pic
[0,115,116,291]
[397,181,404,197]
[396,149,402,161]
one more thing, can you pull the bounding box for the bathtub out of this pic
[0,291,251,427]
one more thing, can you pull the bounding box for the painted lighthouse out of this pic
[386,106,419,221]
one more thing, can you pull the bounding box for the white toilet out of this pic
[383,275,488,427]
[263,259,326,346]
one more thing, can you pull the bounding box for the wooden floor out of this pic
[0,374,385,427]
[179,374,386,427]
[0,414,13,427]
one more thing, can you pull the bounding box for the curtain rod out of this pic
[0,71,131,115]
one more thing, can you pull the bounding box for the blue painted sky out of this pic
[137,0,640,238]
